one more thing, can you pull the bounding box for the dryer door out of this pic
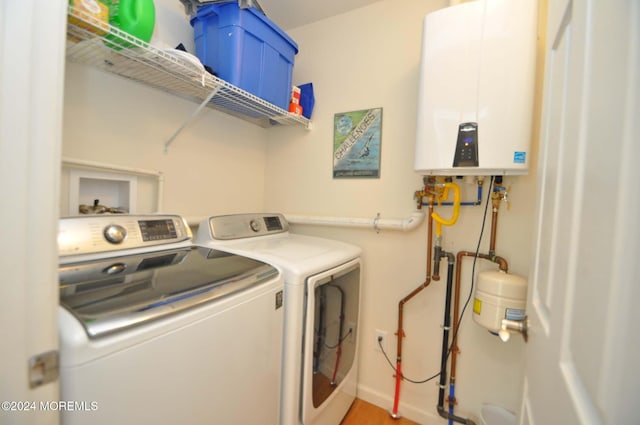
[301,259,361,425]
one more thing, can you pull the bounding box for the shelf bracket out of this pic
[164,85,221,153]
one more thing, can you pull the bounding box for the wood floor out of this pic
[341,399,420,425]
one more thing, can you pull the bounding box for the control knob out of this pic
[104,224,127,244]
[249,219,262,232]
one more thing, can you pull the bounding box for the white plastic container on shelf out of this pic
[150,0,196,51]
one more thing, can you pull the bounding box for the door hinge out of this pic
[28,350,59,388]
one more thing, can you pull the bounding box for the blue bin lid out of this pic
[191,1,298,54]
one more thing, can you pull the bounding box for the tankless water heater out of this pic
[414,0,537,176]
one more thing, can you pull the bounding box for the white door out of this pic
[522,1,639,424]
[0,1,66,424]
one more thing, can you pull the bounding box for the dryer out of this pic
[196,213,362,425]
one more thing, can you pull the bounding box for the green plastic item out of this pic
[104,0,155,48]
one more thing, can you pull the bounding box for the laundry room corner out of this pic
[264,0,544,423]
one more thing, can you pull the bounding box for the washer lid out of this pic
[59,246,279,338]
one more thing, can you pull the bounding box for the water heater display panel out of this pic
[453,122,479,167]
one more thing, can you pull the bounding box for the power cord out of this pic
[447,175,494,357]
[378,336,442,384]
[379,176,495,384]
[323,328,353,349]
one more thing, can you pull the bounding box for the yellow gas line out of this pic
[432,182,461,236]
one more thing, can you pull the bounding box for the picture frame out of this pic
[333,108,382,178]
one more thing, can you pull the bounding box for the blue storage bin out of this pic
[191,2,298,110]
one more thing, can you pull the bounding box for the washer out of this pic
[195,213,362,425]
[57,214,284,425]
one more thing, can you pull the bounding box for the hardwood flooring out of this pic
[313,372,335,407]
[341,399,420,425]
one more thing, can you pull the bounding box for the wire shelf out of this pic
[65,6,310,130]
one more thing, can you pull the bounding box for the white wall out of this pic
[62,62,268,218]
[265,0,546,423]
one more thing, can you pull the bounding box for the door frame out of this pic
[0,1,67,423]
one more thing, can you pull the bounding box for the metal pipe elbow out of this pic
[437,406,477,425]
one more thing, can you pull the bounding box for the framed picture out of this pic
[333,108,382,178]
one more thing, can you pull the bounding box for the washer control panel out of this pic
[58,214,192,257]
[203,213,289,240]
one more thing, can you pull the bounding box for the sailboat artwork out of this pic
[333,108,382,178]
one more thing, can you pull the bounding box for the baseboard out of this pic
[356,383,440,424]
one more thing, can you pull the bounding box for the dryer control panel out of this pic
[203,213,290,241]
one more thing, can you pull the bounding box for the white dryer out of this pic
[196,213,362,425]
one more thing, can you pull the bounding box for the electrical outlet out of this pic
[374,329,387,352]
[347,322,356,343]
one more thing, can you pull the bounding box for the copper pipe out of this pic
[391,200,434,417]
[490,207,498,253]
[450,253,508,379]
[448,206,508,411]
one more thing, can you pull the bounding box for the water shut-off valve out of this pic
[498,316,529,342]
[492,176,511,210]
